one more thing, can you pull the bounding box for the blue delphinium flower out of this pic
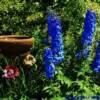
[44,48,55,79]
[82,10,96,47]
[76,10,96,59]
[91,41,100,73]
[47,10,64,64]
[44,10,64,79]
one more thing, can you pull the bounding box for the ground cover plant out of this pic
[0,0,100,99]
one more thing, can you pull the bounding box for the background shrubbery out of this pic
[0,0,100,99]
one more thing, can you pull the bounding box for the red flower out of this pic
[2,65,20,79]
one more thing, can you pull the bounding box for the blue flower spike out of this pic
[44,10,64,79]
[82,10,96,47]
[76,10,96,59]
[47,10,64,64]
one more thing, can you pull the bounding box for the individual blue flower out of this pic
[75,51,82,59]
[44,48,55,79]
[43,38,49,44]
[82,46,90,58]
[94,68,100,73]
[91,40,100,73]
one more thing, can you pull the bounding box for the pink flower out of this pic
[2,65,20,79]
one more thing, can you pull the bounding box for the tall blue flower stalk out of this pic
[47,11,64,65]
[44,10,64,79]
[76,10,96,59]
[91,41,100,73]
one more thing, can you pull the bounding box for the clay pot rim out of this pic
[0,35,35,42]
[0,35,33,38]
[0,35,35,56]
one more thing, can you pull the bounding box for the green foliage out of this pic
[0,0,100,99]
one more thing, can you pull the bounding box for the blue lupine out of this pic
[76,10,96,59]
[91,41,100,73]
[44,48,55,79]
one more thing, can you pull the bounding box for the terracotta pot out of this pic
[0,35,35,56]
